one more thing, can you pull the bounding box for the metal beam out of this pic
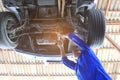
[105,35,120,53]
[106,21,120,25]
[105,0,111,16]
[106,32,120,35]
[0,72,119,76]
[0,73,75,76]
[108,10,120,13]
[0,72,119,77]
[103,10,120,13]
[0,60,120,65]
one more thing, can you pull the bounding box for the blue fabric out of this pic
[61,33,112,80]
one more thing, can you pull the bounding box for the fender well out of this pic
[4,5,22,24]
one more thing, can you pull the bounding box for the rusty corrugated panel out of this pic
[0,48,120,80]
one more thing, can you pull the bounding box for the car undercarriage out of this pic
[0,0,106,60]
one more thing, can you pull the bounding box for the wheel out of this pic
[0,12,19,49]
[86,9,106,48]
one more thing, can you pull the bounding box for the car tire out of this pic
[86,9,106,48]
[0,12,19,49]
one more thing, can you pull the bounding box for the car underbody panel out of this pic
[0,0,106,61]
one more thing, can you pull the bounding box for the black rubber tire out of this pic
[86,9,106,48]
[0,12,19,49]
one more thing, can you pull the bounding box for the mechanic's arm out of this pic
[59,45,66,57]
[57,39,76,70]
[68,33,90,51]
[60,46,76,70]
